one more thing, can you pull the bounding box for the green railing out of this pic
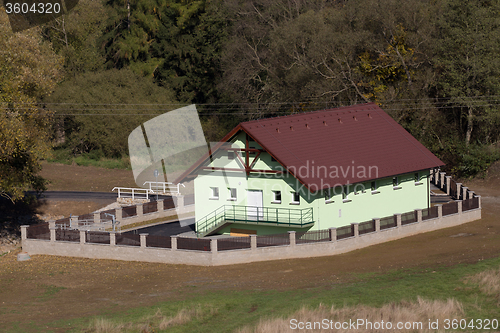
[196,205,314,237]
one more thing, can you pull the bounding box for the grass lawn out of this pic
[4,255,499,332]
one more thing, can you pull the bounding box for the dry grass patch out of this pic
[85,305,217,333]
[237,297,464,333]
[467,266,500,299]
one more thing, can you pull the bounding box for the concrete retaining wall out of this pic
[22,199,481,266]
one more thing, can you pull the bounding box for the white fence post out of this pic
[157,199,164,212]
[140,233,148,248]
[49,221,56,242]
[288,231,296,246]
[211,239,218,254]
[374,218,380,232]
[415,209,422,223]
[177,196,184,209]
[70,215,79,229]
[21,225,28,240]
[445,176,451,195]
[93,212,100,223]
[456,183,462,199]
[250,234,257,249]
[436,204,443,219]
[329,227,337,242]
[395,214,402,228]
[116,207,122,221]
[462,187,468,200]
[351,223,359,237]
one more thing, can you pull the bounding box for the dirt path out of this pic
[1,163,499,330]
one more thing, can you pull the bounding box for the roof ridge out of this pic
[241,102,376,125]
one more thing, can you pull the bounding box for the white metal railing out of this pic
[143,181,185,195]
[60,219,121,232]
[112,187,153,200]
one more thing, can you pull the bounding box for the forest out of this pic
[1,0,500,201]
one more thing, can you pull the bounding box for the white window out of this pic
[354,183,365,195]
[371,180,380,194]
[291,191,300,204]
[342,185,351,202]
[325,188,334,203]
[414,172,423,185]
[393,176,401,190]
[228,188,237,201]
[272,190,281,203]
[210,187,219,199]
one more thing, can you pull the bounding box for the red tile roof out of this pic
[177,103,444,191]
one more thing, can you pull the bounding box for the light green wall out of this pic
[194,132,430,235]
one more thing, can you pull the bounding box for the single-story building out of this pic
[177,103,444,237]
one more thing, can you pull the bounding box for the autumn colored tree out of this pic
[0,9,63,201]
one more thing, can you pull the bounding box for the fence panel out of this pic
[442,201,458,216]
[449,178,458,199]
[380,216,396,230]
[358,220,375,235]
[401,211,417,225]
[217,237,252,251]
[422,206,438,220]
[78,213,93,222]
[462,197,479,211]
[56,229,80,242]
[27,223,50,240]
[295,230,330,244]
[177,237,211,251]
[163,198,175,210]
[85,231,110,244]
[143,201,158,215]
[100,209,115,221]
[146,235,172,248]
[337,225,354,240]
[55,217,70,227]
[256,233,290,247]
[115,233,141,246]
[122,206,137,218]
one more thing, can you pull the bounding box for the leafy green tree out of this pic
[432,0,500,146]
[41,0,108,74]
[44,69,177,158]
[101,0,228,103]
[0,9,63,201]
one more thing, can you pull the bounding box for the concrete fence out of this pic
[430,169,473,200]
[55,195,195,231]
[22,196,482,266]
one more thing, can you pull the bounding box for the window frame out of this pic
[290,191,300,205]
[272,190,282,204]
[209,187,219,200]
[228,188,237,201]
[393,176,402,190]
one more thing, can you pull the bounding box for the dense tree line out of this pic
[2,0,500,200]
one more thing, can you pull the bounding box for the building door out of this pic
[247,190,263,220]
